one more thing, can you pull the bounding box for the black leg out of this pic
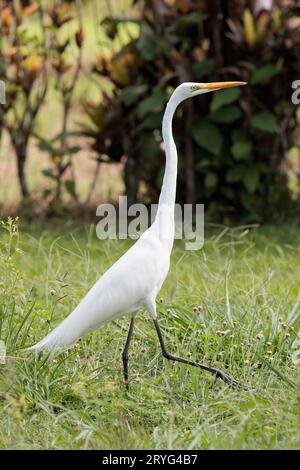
[122,316,135,390]
[153,318,245,390]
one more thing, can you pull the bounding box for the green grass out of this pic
[0,218,300,449]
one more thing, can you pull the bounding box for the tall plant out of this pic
[0,0,83,203]
[36,0,84,206]
[0,1,47,198]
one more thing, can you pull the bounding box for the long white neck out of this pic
[158,94,181,207]
[152,92,182,249]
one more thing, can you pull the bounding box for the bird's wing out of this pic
[84,229,168,321]
[30,230,170,351]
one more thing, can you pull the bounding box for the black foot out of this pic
[214,369,248,390]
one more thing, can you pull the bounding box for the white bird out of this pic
[29,81,247,389]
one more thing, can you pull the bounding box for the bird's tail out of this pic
[27,279,113,354]
[26,320,77,355]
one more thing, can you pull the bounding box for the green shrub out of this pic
[81,0,300,221]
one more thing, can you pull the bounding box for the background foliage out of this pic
[0,0,84,207]
[0,0,300,221]
[83,0,300,221]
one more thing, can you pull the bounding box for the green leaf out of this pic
[65,146,81,156]
[120,85,148,107]
[210,105,242,124]
[250,64,281,85]
[191,119,223,155]
[65,180,77,200]
[192,59,216,79]
[243,167,260,193]
[42,168,56,179]
[38,141,55,155]
[137,88,166,118]
[205,172,218,189]
[210,88,241,113]
[231,140,253,160]
[195,150,211,170]
[251,112,278,133]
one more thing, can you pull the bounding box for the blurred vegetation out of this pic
[83,0,300,221]
[0,1,47,198]
[0,1,300,222]
[0,0,84,206]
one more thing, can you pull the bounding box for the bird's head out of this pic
[174,81,247,102]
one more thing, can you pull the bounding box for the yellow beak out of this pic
[194,81,247,91]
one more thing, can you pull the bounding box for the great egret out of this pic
[29,81,247,389]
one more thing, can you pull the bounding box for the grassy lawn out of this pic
[0,218,300,449]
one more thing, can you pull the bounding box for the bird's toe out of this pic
[217,370,248,390]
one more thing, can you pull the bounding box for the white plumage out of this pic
[29,81,247,390]
[29,205,175,351]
